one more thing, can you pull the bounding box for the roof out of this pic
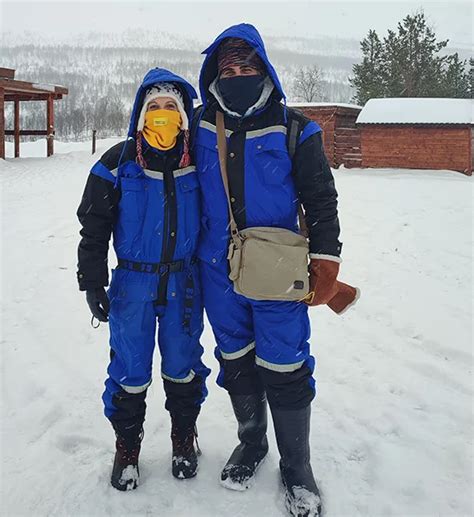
[0,68,68,101]
[357,98,473,125]
[288,102,363,110]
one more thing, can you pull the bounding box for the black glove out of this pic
[86,287,110,322]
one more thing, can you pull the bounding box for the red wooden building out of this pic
[356,98,473,175]
[288,102,363,168]
[0,67,68,159]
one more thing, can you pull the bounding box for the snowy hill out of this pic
[1,30,356,141]
[1,140,472,516]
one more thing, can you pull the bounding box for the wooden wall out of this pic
[296,105,362,169]
[0,88,4,159]
[360,125,472,175]
[334,111,362,168]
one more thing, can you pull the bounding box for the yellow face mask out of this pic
[142,109,182,150]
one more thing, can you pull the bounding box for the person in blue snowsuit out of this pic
[77,68,210,491]
[193,25,343,516]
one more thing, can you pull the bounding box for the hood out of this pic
[199,23,285,107]
[127,67,197,137]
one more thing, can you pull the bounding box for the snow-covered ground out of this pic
[1,139,472,517]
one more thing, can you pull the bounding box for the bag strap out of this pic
[287,113,309,238]
[216,111,240,242]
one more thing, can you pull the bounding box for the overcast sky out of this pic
[1,0,472,47]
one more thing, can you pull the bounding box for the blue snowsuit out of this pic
[193,25,342,409]
[77,68,210,429]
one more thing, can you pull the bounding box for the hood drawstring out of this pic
[135,131,148,169]
[179,130,191,168]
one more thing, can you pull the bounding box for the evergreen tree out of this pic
[440,53,471,98]
[469,58,474,99]
[350,10,471,104]
[350,30,385,103]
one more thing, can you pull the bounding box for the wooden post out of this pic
[470,127,473,175]
[14,98,20,158]
[0,88,4,159]
[92,129,97,154]
[46,94,54,157]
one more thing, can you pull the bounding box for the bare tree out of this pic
[293,65,325,102]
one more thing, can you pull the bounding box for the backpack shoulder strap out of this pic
[190,104,204,146]
[286,108,303,160]
[285,108,308,238]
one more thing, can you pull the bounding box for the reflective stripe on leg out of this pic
[119,379,152,394]
[162,369,196,384]
[255,356,305,373]
[219,341,256,360]
[216,342,264,395]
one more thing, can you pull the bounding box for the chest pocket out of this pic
[195,136,219,175]
[195,135,229,218]
[178,172,200,194]
[252,133,292,185]
[119,177,147,222]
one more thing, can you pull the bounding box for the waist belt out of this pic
[117,258,193,274]
[116,257,197,336]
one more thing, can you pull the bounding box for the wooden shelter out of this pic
[287,102,363,168]
[356,98,473,175]
[0,68,68,159]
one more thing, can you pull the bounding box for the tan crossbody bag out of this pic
[216,111,311,302]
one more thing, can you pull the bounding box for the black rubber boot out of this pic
[110,427,144,491]
[171,413,201,480]
[221,392,269,490]
[271,406,322,517]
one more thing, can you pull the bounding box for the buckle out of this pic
[131,262,142,272]
[159,264,170,274]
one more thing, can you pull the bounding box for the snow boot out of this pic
[271,405,322,517]
[171,413,201,479]
[110,428,144,491]
[221,392,269,490]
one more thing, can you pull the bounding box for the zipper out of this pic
[156,153,179,305]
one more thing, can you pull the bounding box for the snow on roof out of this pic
[356,98,473,125]
[288,102,362,110]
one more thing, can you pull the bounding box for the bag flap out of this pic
[241,226,308,248]
[178,173,200,192]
